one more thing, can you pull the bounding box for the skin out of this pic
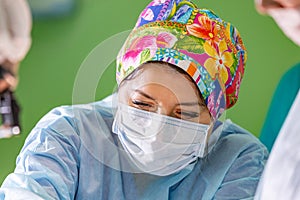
[255,0,300,46]
[256,0,300,12]
[118,62,212,125]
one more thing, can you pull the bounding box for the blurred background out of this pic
[0,0,299,184]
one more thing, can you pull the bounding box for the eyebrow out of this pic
[134,90,156,101]
[176,102,203,107]
[134,90,206,107]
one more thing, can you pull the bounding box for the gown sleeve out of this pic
[213,133,268,200]
[0,107,80,200]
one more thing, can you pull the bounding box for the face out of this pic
[255,0,300,46]
[118,63,212,125]
[256,0,300,10]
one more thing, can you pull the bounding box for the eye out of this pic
[174,109,199,120]
[131,100,156,112]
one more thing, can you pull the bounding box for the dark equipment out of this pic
[0,66,21,138]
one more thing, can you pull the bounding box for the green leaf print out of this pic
[230,55,238,75]
[118,63,122,73]
[175,36,205,54]
[140,49,151,64]
[125,66,135,77]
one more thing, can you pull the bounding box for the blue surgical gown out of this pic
[0,95,268,200]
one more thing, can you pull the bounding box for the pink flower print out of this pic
[152,0,166,5]
[129,35,157,50]
[203,40,234,84]
[215,91,223,110]
[207,92,217,118]
[122,32,177,74]
[215,90,226,118]
[156,32,178,48]
[122,50,142,71]
[235,72,241,97]
[141,8,154,21]
[122,36,157,71]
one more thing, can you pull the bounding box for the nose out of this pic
[255,0,282,14]
[156,106,175,118]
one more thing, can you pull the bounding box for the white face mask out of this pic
[112,104,212,176]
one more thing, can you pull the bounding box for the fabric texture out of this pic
[116,0,247,119]
[0,95,268,200]
[259,63,300,151]
[255,90,300,200]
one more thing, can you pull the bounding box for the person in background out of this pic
[0,0,32,137]
[0,0,32,90]
[259,64,300,151]
[257,0,300,151]
[254,0,300,199]
[0,0,268,199]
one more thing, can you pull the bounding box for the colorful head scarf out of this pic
[116,0,247,119]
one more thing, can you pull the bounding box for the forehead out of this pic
[140,63,189,83]
[122,63,200,100]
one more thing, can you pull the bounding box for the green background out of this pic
[0,0,299,184]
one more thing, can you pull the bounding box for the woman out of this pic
[0,0,268,199]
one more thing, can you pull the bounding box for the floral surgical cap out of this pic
[116,0,247,119]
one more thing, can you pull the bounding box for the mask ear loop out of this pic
[205,121,223,156]
[193,121,212,158]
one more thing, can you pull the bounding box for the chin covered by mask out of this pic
[268,7,300,46]
[112,104,223,176]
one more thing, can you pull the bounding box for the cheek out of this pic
[127,100,134,107]
[198,111,212,125]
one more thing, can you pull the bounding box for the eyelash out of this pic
[132,100,199,119]
[132,100,151,107]
[175,110,199,119]
[131,100,155,111]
